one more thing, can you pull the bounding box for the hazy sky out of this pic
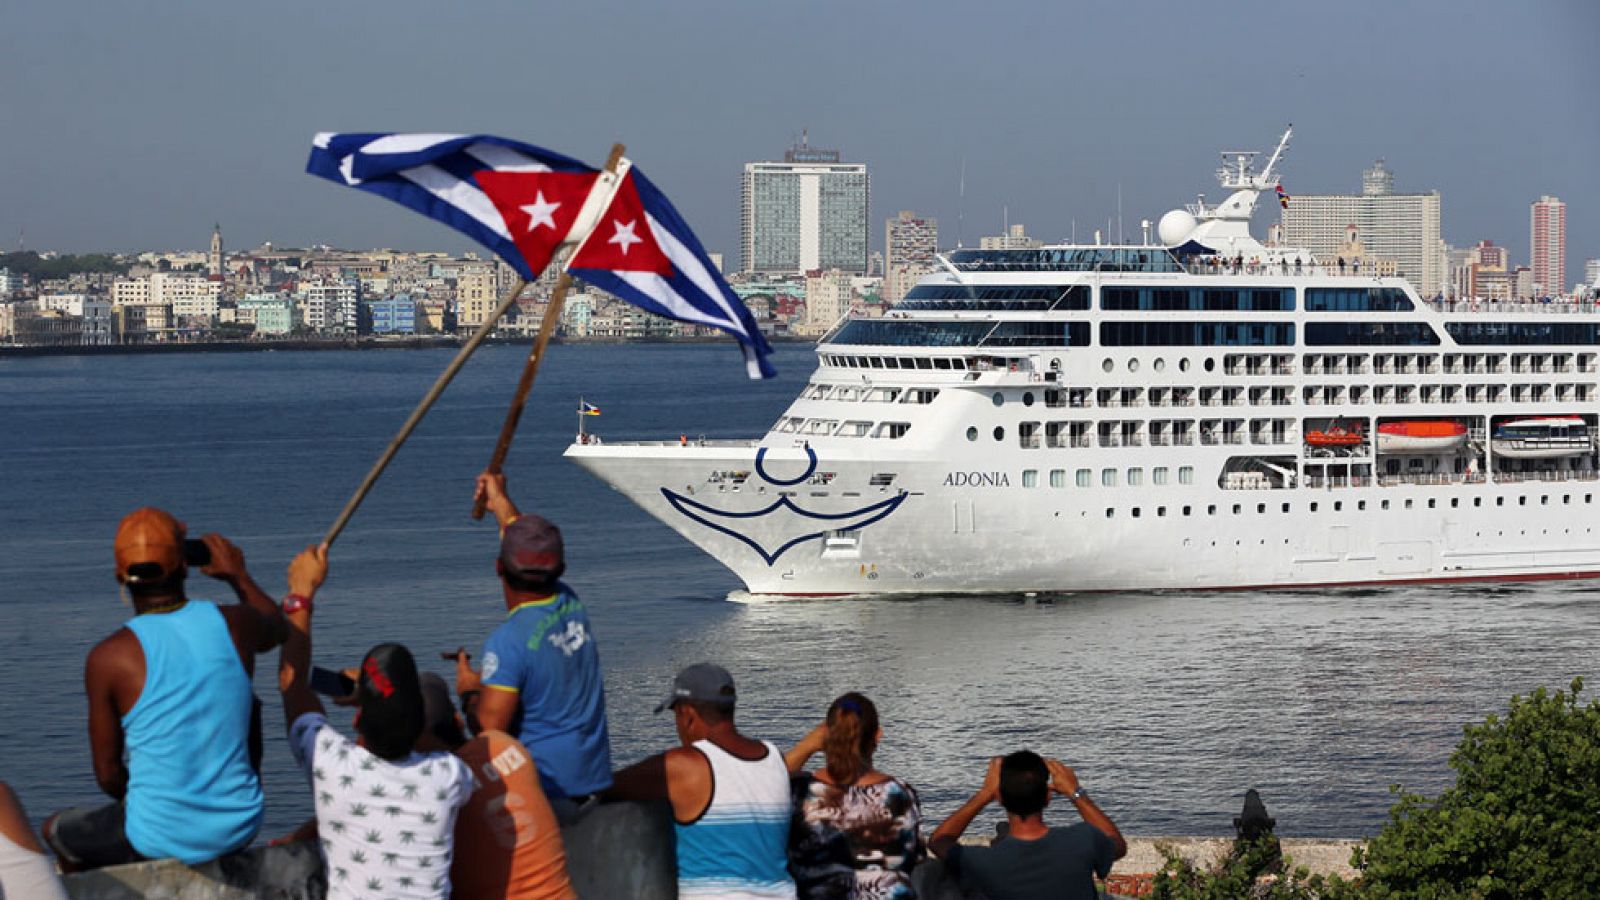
[4,0,1597,284]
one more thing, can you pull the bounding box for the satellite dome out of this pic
[1157,209,1197,246]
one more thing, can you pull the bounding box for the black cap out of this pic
[654,663,736,714]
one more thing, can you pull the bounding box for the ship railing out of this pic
[588,438,763,448]
[1375,473,1487,487]
[1019,436,1042,449]
[1427,298,1600,315]
[1304,475,1376,489]
[1491,469,1600,484]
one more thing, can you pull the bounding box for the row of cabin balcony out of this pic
[1018,418,1297,450]
[1044,383,1596,410]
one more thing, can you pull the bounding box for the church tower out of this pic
[208,224,224,281]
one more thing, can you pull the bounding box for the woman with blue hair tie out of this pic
[784,693,925,899]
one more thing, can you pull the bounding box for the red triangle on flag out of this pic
[568,172,674,277]
[475,170,600,275]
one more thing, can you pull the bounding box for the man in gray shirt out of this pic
[930,751,1127,900]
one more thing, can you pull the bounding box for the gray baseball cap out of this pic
[654,663,737,713]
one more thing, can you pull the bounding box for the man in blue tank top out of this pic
[453,472,612,820]
[43,508,287,871]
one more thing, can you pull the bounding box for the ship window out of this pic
[839,420,872,437]
[1050,469,1066,488]
[1257,503,1266,514]
[869,356,884,368]
[878,422,911,439]
[1102,286,1294,311]
[993,426,1005,441]
[1541,495,1549,505]
[1358,501,1367,510]
[1429,498,1437,508]
[884,357,900,369]
[983,321,1091,347]
[897,283,1091,311]
[1305,287,1414,312]
[1281,503,1290,513]
[1132,507,1141,518]
[1310,502,1319,512]
[1102,358,1114,372]
[1157,506,1167,517]
[1178,466,1195,485]
[934,358,952,369]
[1180,358,1192,372]
[1100,321,1295,347]
[1382,500,1390,510]
[992,392,1005,406]
[1102,469,1117,487]
[966,426,978,442]
[1520,496,1527,506]
[1203,358,1216,372]
[1207,504,1217,515]
[1305,322,1440,346]
[1153,467,1169,485]
[828,319,995,347]
[1106,508,1115,518]
[1232,504,1241,515]
[1022,470,1038,488]
[1077,469,1091,487]
[1334,501,1343,511]
[1127,468,1143,486]
[1128,359,1140,373]
[1023,392,1035,407]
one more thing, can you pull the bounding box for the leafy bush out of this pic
[1151,838,1350,899]
[1354,678,1600,898]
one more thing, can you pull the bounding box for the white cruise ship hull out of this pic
[566,440,1600,595]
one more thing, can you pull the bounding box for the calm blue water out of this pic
[1,343,1595,842]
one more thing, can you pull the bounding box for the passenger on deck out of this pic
[277,544,474,900]
[784,692,925,899]
[44,509,286,872]
[453,472,612,822]
[605,664,797,900]
[416,673,577,900]
[0,781,68,900]
[929,751,1126,900]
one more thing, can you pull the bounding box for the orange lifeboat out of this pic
[1306,423,1366,447]
[1376,421,1468,454]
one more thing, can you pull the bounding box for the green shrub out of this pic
[1354,678,1600,898]
[1151,838,1351,899]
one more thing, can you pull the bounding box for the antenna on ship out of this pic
[956,156,966,248]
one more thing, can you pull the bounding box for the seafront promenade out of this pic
[58,802,1362,899]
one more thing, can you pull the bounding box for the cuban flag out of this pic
[307,133,775,378]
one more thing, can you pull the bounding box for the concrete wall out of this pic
[63,803,1360,899]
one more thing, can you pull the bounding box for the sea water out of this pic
[1,343,1594,838]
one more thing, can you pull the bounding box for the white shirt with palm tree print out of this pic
[291,713,474,899]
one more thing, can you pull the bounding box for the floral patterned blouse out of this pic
[788,773,925,900]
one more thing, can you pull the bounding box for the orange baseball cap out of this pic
[114,507,186,584]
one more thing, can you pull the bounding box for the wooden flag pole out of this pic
[322,276,529,547]
[471,142,626,520]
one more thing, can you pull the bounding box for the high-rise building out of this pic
[208,225,225,282]
[1278,160,1445,296]
[883,210,938,304]
[1530,195,1566,297]
[741,136,869,276]
[1585,258,1600,290]
[801,269,854,336]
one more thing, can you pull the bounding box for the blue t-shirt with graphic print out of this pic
[480,582,612,798]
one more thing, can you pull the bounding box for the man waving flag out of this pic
[307,133,774,378]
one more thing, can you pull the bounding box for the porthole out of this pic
[991,392,1004,407]
[1203,357,1216,372]
[1022,392,1035,407]
[1153,358,1166,372]
[993,426,1005,441]
[1102,358,1114,373]
[1179,358,1191,372]
[1127,359,1140,373]
[966,426,978,442]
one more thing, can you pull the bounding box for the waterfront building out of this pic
[884,211,939,305]
[800,268,854,336]
[237,294,297,336]
[366,295,417,334]
[113,303,151,344]
[455,264,499,329]
[1586,258,1600,291]
[299,278,363,334]
[416,298,454,334]
[38,293,114,345]
[980,223,1043,250]
[741,136,869,276]
[1279,160,1444,296]
[0,268,19,298]
[1530,195,1566,298]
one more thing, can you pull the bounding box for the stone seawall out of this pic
[62,803,1360,899]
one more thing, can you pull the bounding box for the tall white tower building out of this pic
[1279,160,1444,296]
[883,210,938,304]
[741,136,869,275]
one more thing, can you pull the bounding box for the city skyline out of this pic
[3,1,1596,285]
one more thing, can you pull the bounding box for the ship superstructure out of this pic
[568,130,1600,595]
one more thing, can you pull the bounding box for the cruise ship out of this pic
[567,129,1600,596]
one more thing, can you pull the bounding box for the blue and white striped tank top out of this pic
[674,739,796,900]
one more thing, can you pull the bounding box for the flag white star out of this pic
[607,219,643,255]
[520,192,560,232]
